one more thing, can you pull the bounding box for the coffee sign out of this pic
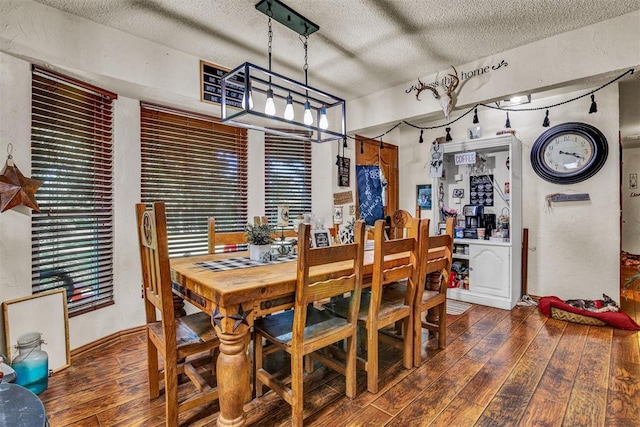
[454,151,476,165]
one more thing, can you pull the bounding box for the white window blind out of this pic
[31,66,116,316]
[264,133,312,224]
[140,103,248,257]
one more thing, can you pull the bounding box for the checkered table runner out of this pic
[195,254,297,272]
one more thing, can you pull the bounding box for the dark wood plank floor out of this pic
[41,270,640,426]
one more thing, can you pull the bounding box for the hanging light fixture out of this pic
[221,0,346,143]
[264,7,276,116]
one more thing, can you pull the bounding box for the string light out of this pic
[340,69,633,146]
[542,109,550,127]
[589,94,597,114]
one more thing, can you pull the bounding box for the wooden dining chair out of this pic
[388,209,414,239]
[136,202,219,425]
[207,217,247,254]
[324,217,428,393]
[413,217,455,365]
[253,220,366,426]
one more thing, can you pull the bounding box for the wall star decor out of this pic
[0,154,43,213]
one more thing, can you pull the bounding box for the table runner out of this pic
[195,254,297,272]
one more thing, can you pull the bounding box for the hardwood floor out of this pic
[41,284,640,426]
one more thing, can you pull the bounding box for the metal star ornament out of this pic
[229,304,252,331]
[0,157,43,213]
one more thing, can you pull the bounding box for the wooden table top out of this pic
[170,250,386,306]
[170,247,445,307]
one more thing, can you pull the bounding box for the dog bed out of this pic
[538,296,640,330]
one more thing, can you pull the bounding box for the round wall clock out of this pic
[530,122,608,184]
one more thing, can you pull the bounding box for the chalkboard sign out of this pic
[337,156,350,187]
[470,174,494,206]
[356,165,384,226]
[200,60,244,108]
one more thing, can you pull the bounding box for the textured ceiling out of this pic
[33,0,639,100]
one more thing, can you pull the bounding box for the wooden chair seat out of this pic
[137,202,220,425]
[147,311,216,353]
[255,307,352,352]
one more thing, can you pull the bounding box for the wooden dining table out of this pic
[170,248,410,427]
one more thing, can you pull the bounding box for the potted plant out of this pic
[245,222,275,261]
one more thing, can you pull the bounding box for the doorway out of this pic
[355,135,399,219]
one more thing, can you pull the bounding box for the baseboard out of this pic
[70,325,146,361]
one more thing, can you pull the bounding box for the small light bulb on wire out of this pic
[284,94,294,120]
[303,101,313,125]
[319,107,328,129]
[264,88,276,116]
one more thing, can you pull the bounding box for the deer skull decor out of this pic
[407,66,459,119]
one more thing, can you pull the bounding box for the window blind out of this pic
[140,103,248,257]
[264,133,312,224]
[31,66,117,316]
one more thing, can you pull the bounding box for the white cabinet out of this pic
[435,135,522,309]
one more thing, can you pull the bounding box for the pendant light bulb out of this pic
[243,83,254,110]
[284,94,295,121]
[265,88,276,116]
[303,101,313,125]
[319,107,328,130]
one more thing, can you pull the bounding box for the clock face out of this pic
[531,122,608,184]
[541,133,595,175]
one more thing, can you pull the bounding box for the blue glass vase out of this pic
[12,332,49,395]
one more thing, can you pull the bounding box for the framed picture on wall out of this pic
[416,184,432,209]
[452,188,464,198]
[337,156,350,187]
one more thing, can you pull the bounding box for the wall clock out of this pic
[530,122,608,184]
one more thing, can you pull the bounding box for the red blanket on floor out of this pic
[538,296,640,330]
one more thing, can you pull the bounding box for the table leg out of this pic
[214,303,253,427]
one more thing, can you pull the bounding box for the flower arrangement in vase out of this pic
[245,222,275,261]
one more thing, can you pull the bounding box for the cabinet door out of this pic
[469,245,510,297]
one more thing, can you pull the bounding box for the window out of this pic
[31,66,117,316]
[264,134,312,224]
[140,103,248,257]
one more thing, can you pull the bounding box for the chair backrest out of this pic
[388,209,414,239]
[136,202,176,332]
[207,217,247,254]
[425,217,455,292]
[371,217,428,316]
[292,221,366,346]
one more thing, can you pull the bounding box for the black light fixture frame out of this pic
[221,0,346,143]
[255,0,319,36]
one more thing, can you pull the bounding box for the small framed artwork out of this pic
[2,289,70,373]
[452,188,464,198]
[277,204,289,226]
[416,184,432,209]
[312,229,332,247]
[468,126,482,139]
[337,156,350,187]
[333,206,343,224]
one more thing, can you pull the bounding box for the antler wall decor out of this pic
[406,66,460,119]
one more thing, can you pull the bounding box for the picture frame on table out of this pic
[312,229,332,247]
[416,184,432,209]
[333,206,343,224]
